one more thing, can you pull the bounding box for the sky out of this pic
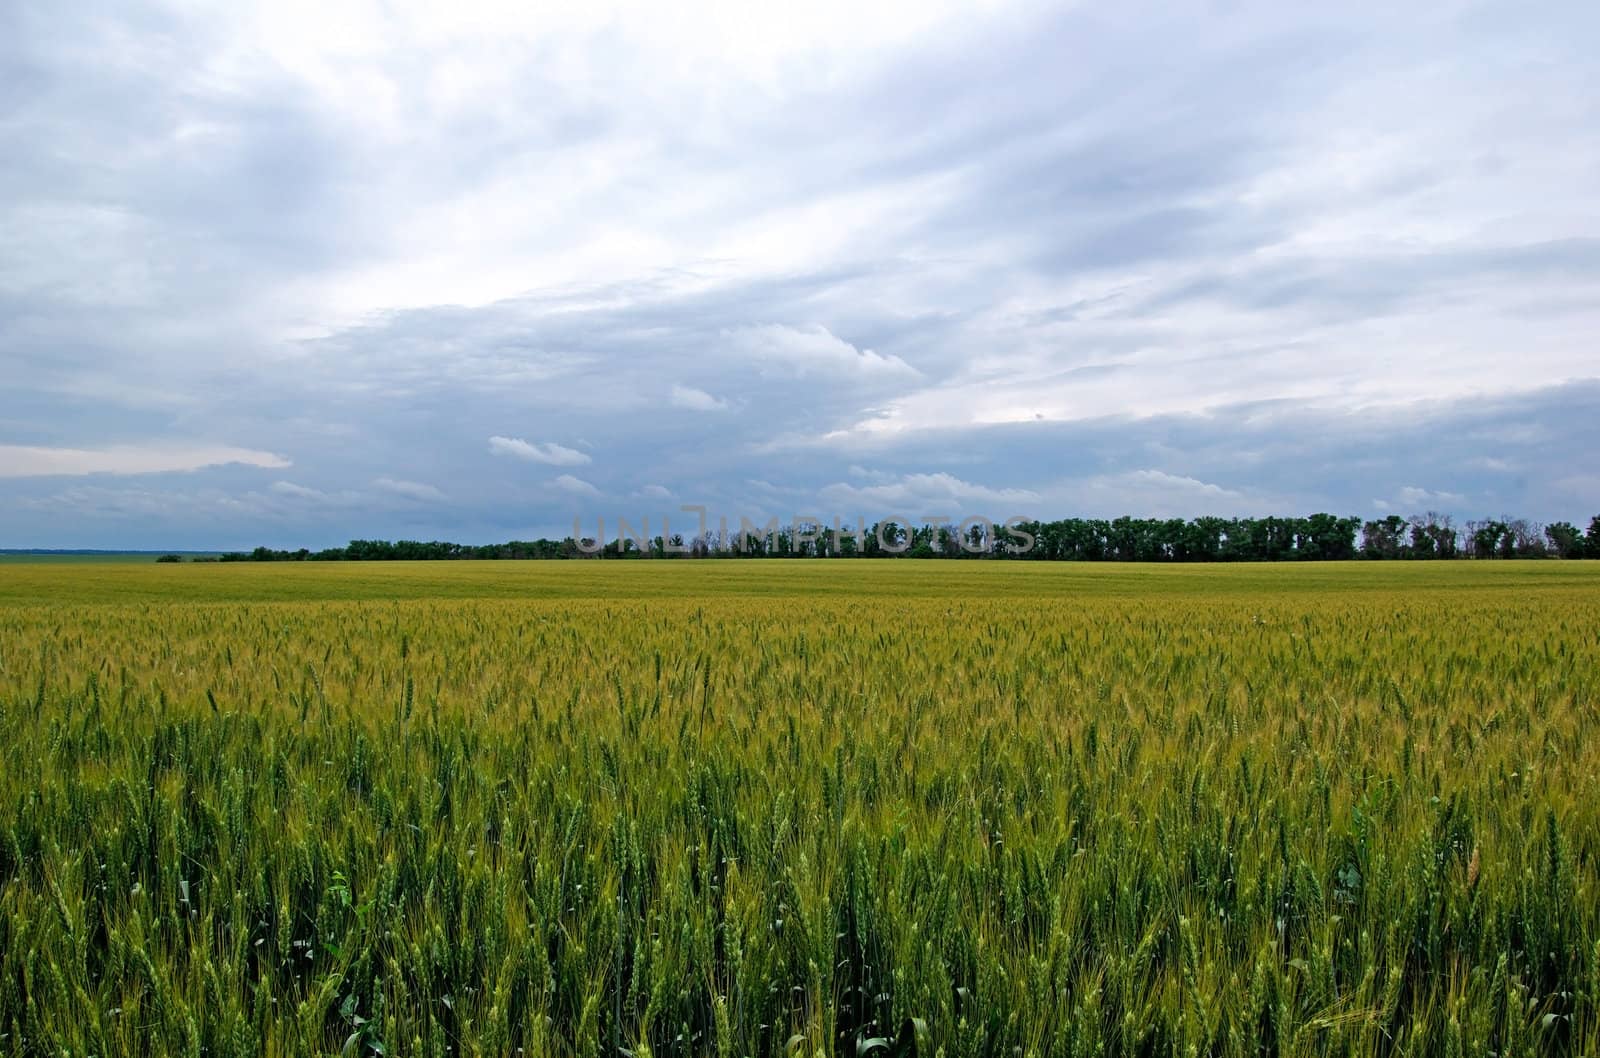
[2,0,1597,549]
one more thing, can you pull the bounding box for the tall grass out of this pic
[0,565,1596,1055]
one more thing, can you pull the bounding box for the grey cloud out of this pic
[669,385,729,412]
[818,472,1040,511]
[552,474,602,498]
[487,437,592,466]
[2,1,1598,547]
[726,324,919,380]
[373,477,448,502]
[0,443,289,478]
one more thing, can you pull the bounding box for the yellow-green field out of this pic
[1,561,1597,1056]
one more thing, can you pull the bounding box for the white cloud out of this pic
[487,436,591,466]
[726,324,919,380]
[0,444,290,479]
[1069,470,1261,517]
[669,384,729,411]
[745,478,802,495]
[1107,470,1244,500]
[373,476,447,502]
[1396,485,1465,508]
[636,483,674,499]
[820,472,1039,510]
[269,480,328,500]
[553,473,602,497]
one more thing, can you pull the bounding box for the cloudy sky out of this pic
[3,0,1597,549]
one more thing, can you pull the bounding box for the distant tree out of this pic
[155,553,183,563]
[1408,521,1435,558]
[1300,513,1361,560]
[1180,517,1227,561]
[1408,512,1458,559]
[940,522,966,558]
[868,520,908,557]
[1506,519,1545,558]
[1546,521,1585,559]
[1362,515,1408,558]
[200,511,1598,564]
[1468,520,1509,559]
[964,520,990,556]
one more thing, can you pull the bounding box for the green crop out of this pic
[0,561,1596,1056]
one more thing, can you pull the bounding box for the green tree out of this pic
[1546,521,1584,559]
[1361,516,1408,558]
[1469,520,1509,559]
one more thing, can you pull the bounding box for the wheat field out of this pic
[0,561,1596,1056]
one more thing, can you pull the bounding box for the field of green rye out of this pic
[0,561,1597,1056]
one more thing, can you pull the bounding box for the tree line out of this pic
[175,511,1600,563]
